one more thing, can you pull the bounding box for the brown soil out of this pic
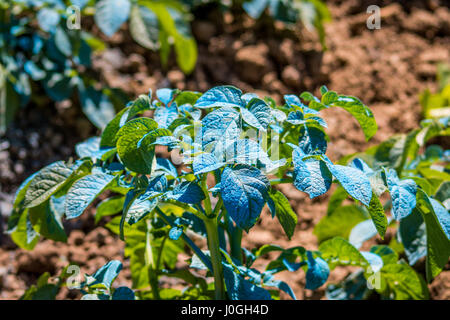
[1,0,449,300]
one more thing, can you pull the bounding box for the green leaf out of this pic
[0,74,21,135]
[328,95,377,141]
[100,96,152,148]
[319,237,370,270]
[267,188,297,239]
[10,210,40,251]
[367,192,387,239]
[95,195,125,223]
[314,205,366,243]
[29,198,67,242]
[378,263,429,300]
[416,189,450,281]
[13,171,39,210]
[137,128,172,173]
[100,107,131,148]
[65,173,116,219]
[174,34,197,75]
[142,1,197,74]
[94,0,131,37]
[23,161,73,209]
[129,5,159,50]
[116,118,158,174]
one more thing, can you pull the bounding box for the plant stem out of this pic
[155,206,213,272]
[201,178,213,216]
[155,233,168,272]
[230,227,243,264]
[270,177,293,185]
[204,218,226,300]
[145,219,160,300]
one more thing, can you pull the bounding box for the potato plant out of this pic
[319,115,450,300]
[420,64,450,120]
[9,84,449,300]
[187,0,331,47]
[0,0,128,134]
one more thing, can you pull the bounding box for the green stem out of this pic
[145,220,160,300]
[212,197,223,217]
[270,177,293,185]
[201,178,213,216]
[230,227,243,264]
[204,218,226,300]
[155,233,168,272]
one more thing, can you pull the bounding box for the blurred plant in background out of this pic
[0,0,129,135]
[420,64,450,120]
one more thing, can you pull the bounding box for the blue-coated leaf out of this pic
[112,287,135,300]
[155,158,178,178]
[198,107,240,150]
[167,181,205,204]
[385,169,417,220]
[286,111,305,125]
[54,26,72,57]
[24,61,46,81]
[241,93,258,104]
[220,165,270,230]
[285,94,319,114]
[224,139,271,167]
[169,226,183,240]
[223,263,272,300]
[429,198,450,240]
[263,278,296,300]
[242,0,269,19]
[75,137,101,159]
[351,158,374,175]
[156,88,176,106]
[194,86,244,109]
[65,173,116,219]
[399,208,427,265]
[37,8,60,33]
[94,0,131,37]
[88,260,122,289]
[326,270,370,300]
[284,94,303,109]
[43,74,73,102]
[298,126,327,155]
[153,136,179,148]
[292,147,332,198]
[360,252,383,273]
[349,220,378,249]
[126,175,167,224]
[154,104,178,128]
[193,153,224,175]
[324,159,372,206]
[126,192,157,225]
[305,252,330,290]
[240,98,272,131]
